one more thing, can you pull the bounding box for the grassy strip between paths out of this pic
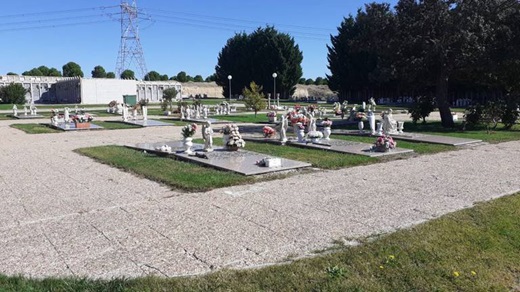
[2,193,519,291]
[9,121,178,133]
[75,145,256,192]
[9,123,61,134]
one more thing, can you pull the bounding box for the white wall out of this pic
[80,78,137,104]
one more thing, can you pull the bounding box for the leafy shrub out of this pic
[0,83,27,104]
[464,104,483,128]
[464,98,519,131]
[408,95,436,124]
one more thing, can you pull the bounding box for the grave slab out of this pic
[48,122,104,131]
[127,141,311,176]
[170,117,233,124]
[286,138,413,157]
[332,129,482,146]
[123,119,173,127]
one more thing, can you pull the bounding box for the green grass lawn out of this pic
[2,192,519,291]
[10,123,62,134]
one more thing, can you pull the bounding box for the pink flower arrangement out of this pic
[181,123,197,138]
[71,114,93,123]
[262,126,276,137]
[372,135,396,152]
[266,111,277,118]
[287,111,308,125]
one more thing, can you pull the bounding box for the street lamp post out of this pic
[272,72,277,109]
[227,75,232,102]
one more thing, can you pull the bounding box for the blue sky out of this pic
[0,0,397,80]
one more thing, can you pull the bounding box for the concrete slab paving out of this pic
[0,118,519,280]
[123,119,173,127]
[332,129,482,146]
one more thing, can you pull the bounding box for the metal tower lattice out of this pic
[115,0,148,79]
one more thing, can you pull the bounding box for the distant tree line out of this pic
[7,64,219,83]
[327,0,520,127]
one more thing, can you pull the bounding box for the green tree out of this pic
[205,73,217,82]
[193,75,204,82]
[6,72,17,75]
[242,81,266,117]
[106,72,116,79]
[314,77,325,85]
[37,66,50,76]
[62,62,84,77]
[144,71,161,81]
[298,78,306,84]
[120,69,135,79]
[162,87,178,112]
[216,26,303,99]
[160,74,169,81]
[47,68,62,76]
[91,65,107,78]
[305,78,314,85]
[327,3,395,103]
[176,71,188,82]
[22,68,43,76]
[0,83,27,104]
[392,0,505,128]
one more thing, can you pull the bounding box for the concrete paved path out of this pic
[0,118,519,279]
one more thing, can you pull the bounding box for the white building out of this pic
[0,75,182,105]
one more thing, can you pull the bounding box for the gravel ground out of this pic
[0,117,519,279]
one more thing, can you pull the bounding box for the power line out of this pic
[0,6,119,18]
[0,13,115,26]
[145,17,329,41]
[0,20,113,33]
[141,7,334,32]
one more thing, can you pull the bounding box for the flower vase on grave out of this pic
[323,127,331,140]
[367,115,376,135]
[397,121,404,134]
[358,121,364,133]
[222,134,230,145]
[297,129,305,143]
[376,122,383,136]
[183,137,194,154]
[142,106,148,121]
